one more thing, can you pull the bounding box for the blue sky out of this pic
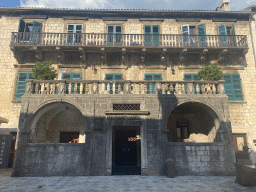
[0,0,255,11]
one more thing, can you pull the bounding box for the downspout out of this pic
[249,14,256,67]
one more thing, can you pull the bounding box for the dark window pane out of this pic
[116,26,121,33]
[153,27,158,33]
[108,26,113,33]
[76,25,82,31]
[68,25,74,31]
[145,26,151,33]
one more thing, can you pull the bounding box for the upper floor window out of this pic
[107,25,122,46]
[217,23,235,47]
[66,24,83,45]
[144,25,159,46]
[181,24,206,47]
[15,72,35,100]
[18,19,42,43]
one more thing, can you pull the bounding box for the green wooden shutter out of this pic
[18,18,25,32]
[152,25,160,46]
[15,72,35,100]
[144,74,162,94]
[62,73,81,94]
[232,23,235,35]
[105,74,123,94]
[184,74,201,94]
[144,25,151,46]
[218,24,228,47]
[31,21,42,43]
[197,23,206,47]
[223,74,243,101]
[181,25,190,46]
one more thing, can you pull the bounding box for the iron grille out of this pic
[113,104,140,110]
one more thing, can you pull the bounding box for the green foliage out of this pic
[197,65,224,81]
[32,60,57,80]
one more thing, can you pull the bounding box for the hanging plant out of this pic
[197,65,224,81]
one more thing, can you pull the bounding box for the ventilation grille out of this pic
[113,104,140,110]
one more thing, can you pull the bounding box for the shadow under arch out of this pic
[166,100,222,142]
[28,100,88,143]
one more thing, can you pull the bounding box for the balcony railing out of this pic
[25,80,225,95]
[11,32,248,48]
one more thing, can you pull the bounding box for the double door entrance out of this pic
[112,126,141,175]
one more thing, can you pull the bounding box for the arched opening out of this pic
[29,102,86,143]
[167,102,220,142]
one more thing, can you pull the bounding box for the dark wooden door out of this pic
[233,133,249,160]
[112,126,141,175]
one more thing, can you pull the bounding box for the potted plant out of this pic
[32,60,57,94]
[197,65,224,94]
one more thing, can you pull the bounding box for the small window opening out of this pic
[60,131,79,143]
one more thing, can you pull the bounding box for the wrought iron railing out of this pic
[11,32,248,48]
[25,80,225,95]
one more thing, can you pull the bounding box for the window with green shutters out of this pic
[62,73,81,94]
[105,74,123,94]
[181,24,206,47]
[144,25,160,46]
[183,74,243,100]
[107,25,122,46]
[223,74,243,101]
[15,72,35,100]
[144,74,162,94]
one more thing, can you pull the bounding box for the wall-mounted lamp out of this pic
[171,64,175,75]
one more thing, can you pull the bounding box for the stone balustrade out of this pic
[25,80,225,95]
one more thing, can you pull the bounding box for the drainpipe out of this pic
[249,14,256,67]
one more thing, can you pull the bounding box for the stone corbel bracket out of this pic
[161,48,167,63]
[200,49,208,61]
[12,48,23,62]
[78,47,86,63]
[34,47,43,60]
[141,48,146,64]
[56,47,64,63]
[218,49,228,63]
[179,48,187,63]
[122,48,126,64]
[101,48,106,65]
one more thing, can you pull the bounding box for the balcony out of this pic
[11,32,248,50]
[25,80,225,96]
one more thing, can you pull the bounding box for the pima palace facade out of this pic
[0,0,256,176]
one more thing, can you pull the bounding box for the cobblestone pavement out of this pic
[1,169,256,192]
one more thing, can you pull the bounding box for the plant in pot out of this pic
[32,60,57,94]
[197,65,224,94]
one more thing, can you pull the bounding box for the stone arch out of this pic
[165,100,222,142]
[28,99,88,143]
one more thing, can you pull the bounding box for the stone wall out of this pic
[165,142,234,176]
[14,143,91,177]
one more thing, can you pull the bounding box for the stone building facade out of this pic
[0,1,255,176]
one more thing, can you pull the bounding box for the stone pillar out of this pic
[186,81,194,94]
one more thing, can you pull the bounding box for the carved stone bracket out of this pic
[161,48,167,63]
[56,47,64,63]
[141,48,146,64]
[179,48,187,63]
[78,47,86,63]
[218,49,228,63]
[35,48,43,60]
[200,49,208,61]
[122,48,126,65]
[101,48,106,65]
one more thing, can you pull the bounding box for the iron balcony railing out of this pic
[11,32,248,48]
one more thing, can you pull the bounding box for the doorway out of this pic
[112,126,141,175]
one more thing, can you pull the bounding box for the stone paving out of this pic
[1,169,256,192]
